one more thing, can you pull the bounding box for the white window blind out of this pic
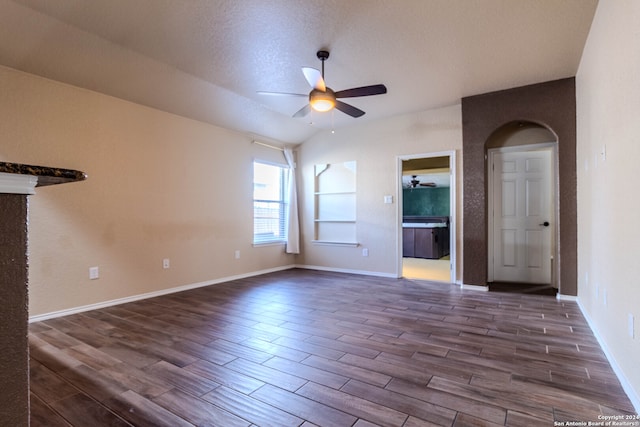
[253,161,287,244]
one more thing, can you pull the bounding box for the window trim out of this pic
[253,160,288,245]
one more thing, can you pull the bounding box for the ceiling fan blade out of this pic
[257,91,307,97]
[335,100,365,118]
[335,84,387,98]
[302,67,326,91]
[292,104,311,118]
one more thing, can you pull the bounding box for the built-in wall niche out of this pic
[313,161,357,246]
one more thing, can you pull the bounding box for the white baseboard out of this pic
[460,283,489,292]
[556,293,578,302]
[29,264,296,323]
[294,264,397,279]
[577,299,640,413]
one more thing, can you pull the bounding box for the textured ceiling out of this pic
[0,0,598,144]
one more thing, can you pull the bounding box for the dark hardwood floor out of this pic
[29,269,636,426]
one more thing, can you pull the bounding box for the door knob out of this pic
[539,221,550,227]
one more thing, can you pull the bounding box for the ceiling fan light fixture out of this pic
[309,89,335,112]
[310,98,334,112]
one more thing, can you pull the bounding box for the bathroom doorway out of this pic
[398,151,456,283]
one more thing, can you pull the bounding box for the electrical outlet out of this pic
[235,250,240,259]
[362,248,369,257]
[629,314,635,339]
[89,266,99,280]
[163,258,170,269]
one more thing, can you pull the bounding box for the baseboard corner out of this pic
[460,283,489,292]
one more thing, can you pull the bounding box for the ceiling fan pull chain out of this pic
[331,110,335,134]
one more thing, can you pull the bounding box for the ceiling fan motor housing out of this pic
[309,87,336,112]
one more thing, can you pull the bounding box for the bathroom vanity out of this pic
[402,216,450,259]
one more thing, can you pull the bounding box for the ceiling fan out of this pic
[258,50,387,118]
[408,175,436,188]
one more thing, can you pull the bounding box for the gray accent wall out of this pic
[461,78,577,296]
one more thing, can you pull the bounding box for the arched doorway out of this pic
[461,78,578,298]
[486,121,559,293]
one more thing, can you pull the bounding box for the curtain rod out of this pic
[252,140,284,151]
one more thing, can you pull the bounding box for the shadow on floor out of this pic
[489,282,558,296]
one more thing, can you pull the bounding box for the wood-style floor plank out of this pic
[251,384,358,427]
[49,393,133,427]
[385,377,508,425]
[202,385,304,427]
[29,359,80,405]
[152,388,249,427]
[296,381,408,427]
[29,393,73,427]
[263,356,349,389]
[340,379,457,426]
[104,390,194,427]
[301,354,393,388]
[29,269,637,426]
[184,359,265,395]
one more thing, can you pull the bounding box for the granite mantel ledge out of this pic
[0,161,87,187]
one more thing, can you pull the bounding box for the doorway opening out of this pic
[486,122,558,294]
[397,151,456,283]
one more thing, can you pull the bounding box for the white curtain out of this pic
[283,148,300,254]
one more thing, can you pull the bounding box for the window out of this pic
[253,161,288,244]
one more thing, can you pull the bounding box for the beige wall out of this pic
[576,0,640,408]
[296,105,463,280]
[0,66,295,317]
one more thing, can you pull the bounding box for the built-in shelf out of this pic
[314,161,357,244]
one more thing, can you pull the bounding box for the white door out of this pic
[490,147,554,284]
